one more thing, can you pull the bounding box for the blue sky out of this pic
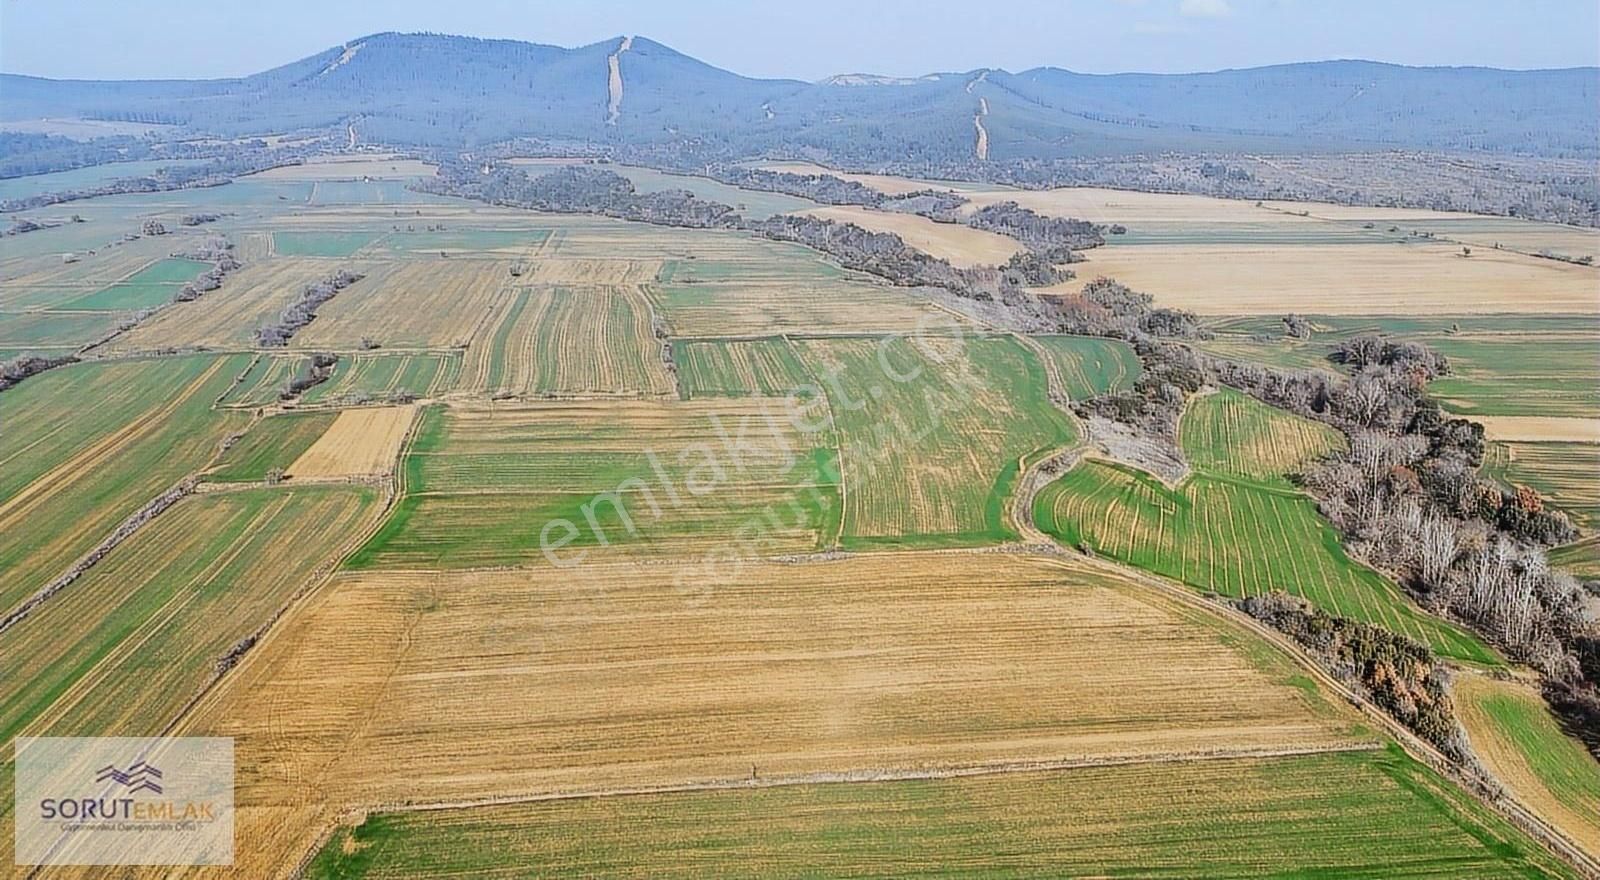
[2,0,1597,81]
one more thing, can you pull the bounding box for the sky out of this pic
[2,0,1597,81]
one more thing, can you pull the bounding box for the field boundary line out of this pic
[344,740,1385,818]
[0,478,196,637]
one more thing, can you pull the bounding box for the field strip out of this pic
[0,358,226,528]
[1476,416,1600,443]
[352,741,1384,817]
[15,495,297,738]
[1022,547,1600,877]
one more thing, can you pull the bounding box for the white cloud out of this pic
[1179,0,1233,17]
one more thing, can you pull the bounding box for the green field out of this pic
[306,746,1576,880]
[55,257,209,311]
[1030,334,1142,400]
[0,484,376,745]
[1458,677,1600,850]
[0,310,123,348]
[347,401,841,569]
[673,337,813,397]
[1484,441,1600,529]
[0,355,252,613]
[0,485,377,850]
[1180,387,1345,482]
[1199,315,1600,420]
[374,228,549,255]
[273,230,383,257]
[1426,336,1600,419]
[307,180,455,206]
[208,411,338,482]
[221,354,306,407]
[612,165,819,220]
[1035,391,1493,664]
[800,335,1076,549]
[302,352,461,404]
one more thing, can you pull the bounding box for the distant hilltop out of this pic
[2,31,1595,160]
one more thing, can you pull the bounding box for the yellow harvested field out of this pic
[247,156,437,179]
[1475,416,1600,443]
[1048,243,1599,315]
[287,405,415,478]
[291,259,512,349]
[796,205,1023,268]
[523,258,662,285]
[176,552,1363,875]
[109,258,356,350]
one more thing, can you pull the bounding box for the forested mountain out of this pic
[2,32,1596,159]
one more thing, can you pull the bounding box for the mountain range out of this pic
[2,32,1596,161]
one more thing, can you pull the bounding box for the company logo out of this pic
[15,737,234,866]
[94,761,164,795]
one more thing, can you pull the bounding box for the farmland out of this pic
[286,405,415,479]
[347,399,840,568]
[0,355,251,614]
[175,552,1379,875]
[273,230,383,257]
[109,259,351,351]
[52,257,209,311]
[1426,334,1600,420]
[221,354,306,407]
[799,335,1076,547]
[290,260,511,349]
[796,204,1023,267]
[208,411,338,482]
[673,336,814,398]
[1484,441,1600,529]
[1035,390,1492,663]
[306,747,1575,880]
[1179,387,1345,482]
[1455,676,1600,852]
[0,485,379,746]
[1029,334,1142,400]
[1,159,1595,878]
[460,284,676,397]
[300,352,461,404]
[1054,242,1597,315]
